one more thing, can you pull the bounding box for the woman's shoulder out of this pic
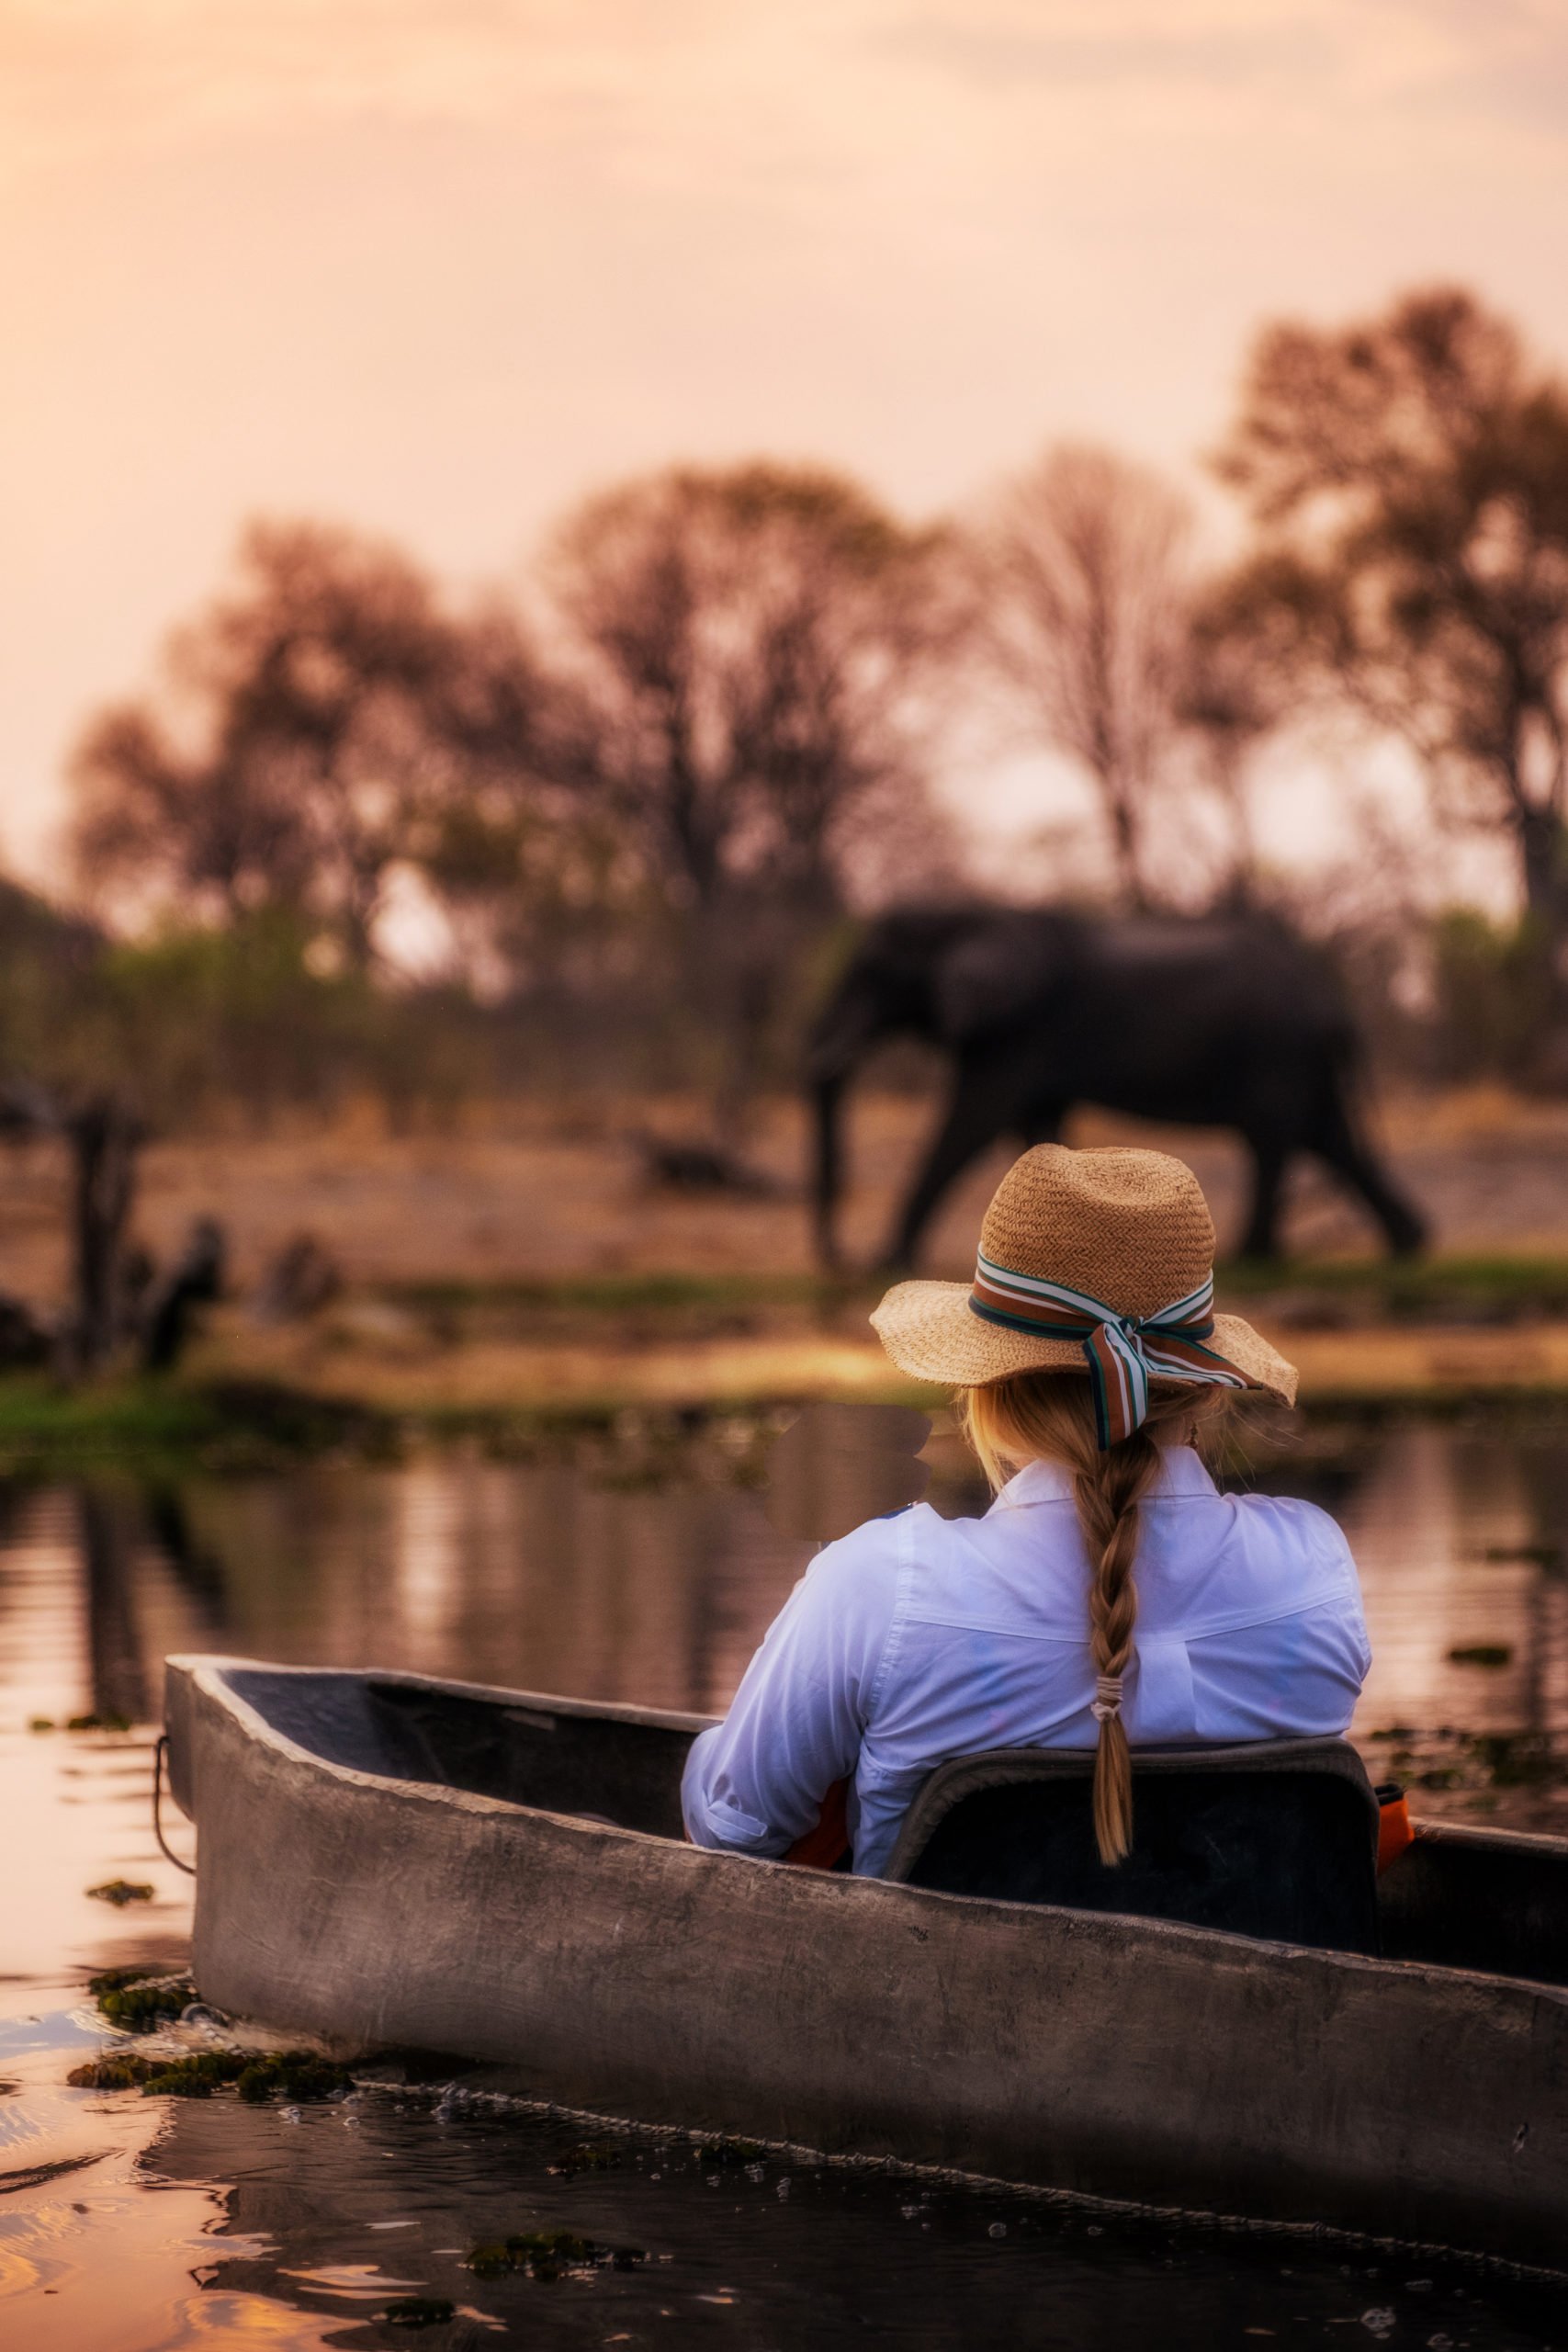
[1228,1487,1357,1570]
[1222,1486,1363,1599]
[813,1500,947,1577]
[783,1503,945,1652]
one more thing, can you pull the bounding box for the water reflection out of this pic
[91,1451,809,1722]
[138,2091,1568,2352]
[6,1411,1568,2349]
[1331,1423,1568,1742]
[6,1414,1568,1808]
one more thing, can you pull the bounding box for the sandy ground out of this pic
[202,1309,1568,1419]
[3,1086,1567,1415]
[3,1084,1567,1302]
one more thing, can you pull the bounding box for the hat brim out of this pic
[870,1280,1297,1408]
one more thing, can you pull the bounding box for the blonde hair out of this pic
[956,1370,1235,1867]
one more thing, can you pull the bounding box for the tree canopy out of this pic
[71,520,549,968]
[1213,288,1568,944]
[540,460,953,917]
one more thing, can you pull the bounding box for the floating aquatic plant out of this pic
[68,2042,357,2101]
[85,1880,154,1906]
[1365,1724,1565,1808]
[696,2138,766,2167]
[141,2052,251,2098]
[235,2051,355,2104]
[1472,1731,1562,1788]
[68,2052,158,2092]
[70,2049,235,2096]
[89,1972,195,2030]
[468,2229,644,2282]
[548,2141,622,2176]
[384,2298,455,2328]
[87,1965,154,1995]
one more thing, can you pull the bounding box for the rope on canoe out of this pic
[152,1733,197,1876]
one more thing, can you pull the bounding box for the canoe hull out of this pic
[167,1657,1568,2268]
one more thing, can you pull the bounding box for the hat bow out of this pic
[969,1255,1247,1448]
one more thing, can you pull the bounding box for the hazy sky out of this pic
[4,0,1567,884]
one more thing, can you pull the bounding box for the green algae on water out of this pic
[385,2299,455,2329]
[89,1972,195,2030]
[69,2052,159,2091]
[548,2140,622,2176]
[87,1966,155,1995]
[70,2050,237,2097]
[30,1713,132,1733]
[468,2229,645,2281]
[142,2052,250,2098]
[68,2044,356,2101]
[697,2137,766,2166]
[235,2051,355,2103]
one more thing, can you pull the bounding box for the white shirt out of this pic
[681,1448,1372,1880]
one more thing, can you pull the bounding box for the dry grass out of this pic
[6,1083,1568,1306]
[180,1299,1568,1421]
[7,1086,1568,1422]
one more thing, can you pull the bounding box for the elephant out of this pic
[807,905,1427,1268]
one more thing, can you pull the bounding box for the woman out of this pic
[682,1143,1371,1876]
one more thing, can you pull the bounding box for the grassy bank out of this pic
[382,1254,1568,1329]
[0,1374,401,1475]
[8,1254,1568,1471]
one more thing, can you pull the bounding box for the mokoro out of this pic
[163,1655,1568,2268]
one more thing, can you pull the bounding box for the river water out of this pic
[4,1408,1568,2349]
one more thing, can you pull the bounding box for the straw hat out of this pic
[872,1144,1296,1421]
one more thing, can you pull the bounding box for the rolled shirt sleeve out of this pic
[682,1516,905,1860]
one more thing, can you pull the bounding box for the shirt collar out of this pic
[988,1446,1219,1512]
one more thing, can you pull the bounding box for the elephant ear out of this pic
[933,916,1070,1042]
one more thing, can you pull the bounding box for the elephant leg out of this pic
[884,1065,1015,1272]
[1238,1134,1290,1261]
[1313,1093,1428,1258]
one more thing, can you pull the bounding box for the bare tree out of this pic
[1212,288,1568,1036]
[537,462,955,1114]
[973,446,1195,908]
[70,520,550,968]
[1179,581,1294,900]
[543,464,949,905]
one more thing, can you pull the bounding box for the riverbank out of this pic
[9,1259,1568,1469]
[197,1284,1568,1422]
[6,1086,1568,1306]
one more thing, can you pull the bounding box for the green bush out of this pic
[1429,910,1554,1080]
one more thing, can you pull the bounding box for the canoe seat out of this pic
[884,1737,1381,1956]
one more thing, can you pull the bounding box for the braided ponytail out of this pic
[957,1369,1235,1866]
[1069,1423,1164,1863]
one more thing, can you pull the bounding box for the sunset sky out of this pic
[4,0,1567,887]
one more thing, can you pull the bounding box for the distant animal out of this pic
[632,1134,780,1198]
[252,1232,343,1325]
[141,1216,226,1373]
[807,906,1427,1268]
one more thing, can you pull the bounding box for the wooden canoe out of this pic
[162,1654,1568,2267]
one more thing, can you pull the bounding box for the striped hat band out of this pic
[968,1253,1248,1449]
